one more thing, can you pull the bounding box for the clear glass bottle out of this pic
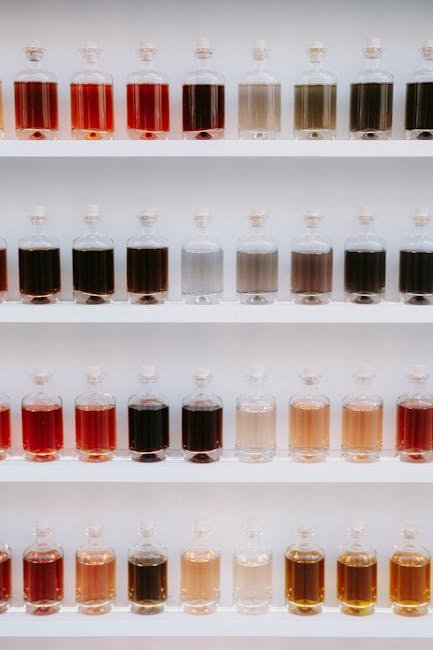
[0,80,3,139]
[0,237,7,302]
[344,207,386,304]
[235,364,276,463]
[291,211,333,304]
[399,209,433,305]
[350,38,393,140]
[128,365,169,462]
[181,519,220,615]
[181,210,223,304]
[0,393,11,460]
[405,41,433,140]
[233,519,272,614]
[127,41,170,140]
[22,369,63,462]
[128,520,168,614]
[75,366,116,462]
[238,40,281,140]
[14,41,58,140]
[396,365,433,463]
[0,542,11,613]
[390,523,431,616]
[236,210,278,304]
[127,209,168,304]
[76,522,116,615]
[337,523,377,616]
[71,42,114,140]
[342,364,383,463]
[72,204,115,304]
[182,368,223,463]
[23,520,63,615]
[294,42,336,140]
[182,37,225,140]
[18,205,61,304]
[289,369,330,462]
[285,525,325,615]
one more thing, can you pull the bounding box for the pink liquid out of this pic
[0,407,10,455]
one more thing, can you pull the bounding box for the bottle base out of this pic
[78,450,114,463]
[345,292,383,305]
[288,603,322,616]
[392,603,428,616]
[130,602,165,615]
[128,291,167,305]
[350,130,391,141]
[400,292,433,305]
[293,292,330,305]
[340,602,375,616]
[127,129,169,140]
[74,290,113,305]
[183,600,217,615]
[294,129,335,140]
[21,293,59,305]
[237,291,276,305]
[72,129,113,141]
[78,601,112,615]
[24,450,60,462]
[235,601,270,614]
[238,129,280,140]
[0,449,8,461]
[183,129,224,140]
[183,448,221,463]
[130,449,167,462]
[25,601,62,615]
[0,601,9,614]
[343,450,380,463]
[405,129,433,140]
[16,128,58,140]
[236,448,275,463]
[183,293,222,305]
[292,449,327,463]
[398,449,433,463]
[0,291,7,303]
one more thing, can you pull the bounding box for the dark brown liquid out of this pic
[285,554,325,607]
[182,405,223,460]
[73,248,114,300]
[236,251,278,293]
[350,83,393,133]
[182,84,225,135]
[399,250,433,296]
[294,85,336,131]
[405,83,433,135]
[344,250,386,295]
[0,248,7,293]
[337,556,377,608]
[19,248,61,298]
[128,404,169,460]
[128,557,168,606]
[291,251,333,294]
[127,247,168,296]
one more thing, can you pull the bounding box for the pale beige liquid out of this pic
[236,405,277,451]
[233,557,272,608]
[181,550,220,612]
[289,401,329,458]
[0,82,3,131]
[239,84,281,134]
[342,404,383,456]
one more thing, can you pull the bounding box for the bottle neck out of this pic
[195,54,212,71]
[140,379,158,396]
[252,57,266,72]
[140,57,157,73]
[364,56,380,72]
[248,376,265,396]
[308,56,323,72]
[34,529,53,547]
[422,58,433,72]
[140,220,156,236]
[354,377,372,397]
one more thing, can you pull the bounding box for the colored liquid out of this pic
[285,552,325,609]
[182,84,225,135]
[390,553,431,611]
[337,555,377,612]
[0,248,7,294]
[397,400,433,460]
[14,81,58,134]
[71,83,114,136]
[342,404,383,458]
[236,405,276,452]
[127,247,168,295]
[128,556,168,608]
[0,407,11,453]
[238,83,281,134]
[127,83,170,135]
[236,251,278,293]
[19,248,61,298]
[22,404,63,460]
[289,401,330,459]
[73,249,114,299]
[128,404,169,459]
[23,552,63,609]
[182,406,223,459]
[0,552,11,609]
[405,82,433,133]
[294,84,336,131]
[399,250,433,295]
[181,551,220,612]
[75,405,116,459]
[291,251,333,295]
[350,83,393,133]
[76,554,116,611]
[344,250,386,295]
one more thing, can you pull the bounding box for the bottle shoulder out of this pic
[128,542,168,561]
[71,69,113,84]
[75,390,116,408]
[127,233,168,249]
[127,69,168,84]
[400,233,433,251]
[182,235,222,253]
[22,391,62,408]
[345,233,386,251]
[183,68,224,85]
[234,546,272,565]
[291,234,332,253]
[409,68,433,83]
[397,392,433,408]
[355,68,393,84]
[285,544,324,561]
[236,233,278,253]
[73,233,114,250]
[128,391,168,408]
[297,69,336,85]
[15,68,57,83]
[24,543,63,560]
[239,69,280,85]
[76,546,115,563]
[342,392,383,408]
[236,392,276,410]
[182,391,223,409]
[289,394,330,408]
[19,234,60,250]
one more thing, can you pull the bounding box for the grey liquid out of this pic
[237,250,278,293]
[182,249,223,295]
[238,84,281,133]
[294,84,336,131]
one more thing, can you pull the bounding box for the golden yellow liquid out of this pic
[390,551,430,615]
[337,552,377,615]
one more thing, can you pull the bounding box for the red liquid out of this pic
[397,401,433,460]
[0,407,11,454]
[14,81,58,135]
[23,553,63,608]
[22,404,63,460]
[75,404,116,460]
[71,83,114,136]
[127,83,169,136]
[0,552,11,607]
[182,84,225,136]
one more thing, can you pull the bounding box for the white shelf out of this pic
[0,140,432,158]
[1,607,432,639]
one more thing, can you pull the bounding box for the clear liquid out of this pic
[236,405,276,462]
[238,84,281,138]
[181,250,223,303]
[233,556,272,613]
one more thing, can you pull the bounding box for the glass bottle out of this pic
[0,81,3,139]
[344,208,386,304]
[22,369,63,462]
[350,38,393,140]
[72,204,115,304]
[235,364,276,463]
[233,519,272,614]
[0,393,11,461]
[342,364,383,463]
[14,41,58,140]
[76,522,116,615]
[18,205,61,304]
[236,210,278,304]
[128,365,169,462]
[75,366,116,462]
[181,519,220,614]
[396,365,433,463]
[294,42,336,140]
[390,523,431,616]
[182,37,225,140]
[399,209,433,305]
[23,520,63,615]
[181,210,223,305]
[285,525,325,615]
[127,41,170,140]
[0,542,11,613]
[337,523,377,616]
[238,40,281,139]
[405,41,433,140]
[71,42,114,140]
[289,369,330,462]
[128,520,168,614]
[291,211,333,304]
[182,368,223,463]
[127,209,169,304]
[0,237,7,302]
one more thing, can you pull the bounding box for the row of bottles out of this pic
[2,38,433,140]
[0,520,431,618]
[1,363,433,465]
[2,205,433,306]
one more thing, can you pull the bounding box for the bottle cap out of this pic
[413,207,430,226]
[409,364,429,382]
[297,522,314,537]
[193,367,211,384]
[139,365,158,382]
[84,203,100,224]
[30,205,47,225]
[422,40,433,60]
[139,208,157,224]
[308,41,326,61]
[245,518,262,536]
[301,367,320,385]
[364,37,382,58]
[304,210,321,227]
[249,209,267,226]
[355,362,374,381]
[195,37,213,57]
[32,368,51,386]
[194,209,211,227]
[86,365,104,384]
[139,40,156,52]
[358,206,374,225]
[253,39,268,59]
[348,520,366,536]
[80,42,102,59]
[86,521,103,538]
[138,520,156,537]
[24,40,46,60]
[33,519,50,535]
[248,363,266,381]
[193,518,212,537]
[401,521,418,539]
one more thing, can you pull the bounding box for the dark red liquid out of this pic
[23,554,63,605]
[182,84,225,136]
[14,81,58,135]
[75,405,116,456]
[127,247,168,296]
[397,401,433,457]
[0,553,11,606]
[182,406,223,460]
[128,404,169,460]
[127,83,169,136]
[71,83,114,136]
[0,407,11,452]
[22,404,63,459]
[0,248,7,293]
[19,248,61,299]
[73,248,114,300]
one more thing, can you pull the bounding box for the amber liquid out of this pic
[75,405,116,461]
[19,248,61,301]
[390,552,431,615]
[73,249,114,302]
[289,401,329,461]
[0,248,7,295]
[128,556,168,612]
[127,247,168,301]
[236,251,278,294]
[294,84,336,133]
[182,405,223,462]
[285,552,325,613]
[23,551,63,614]
[14,81,58,137]
[127,83,170,137]
[22,404,63,461]
[397,400,433,462]
[291,251,333,299]
[342,403,383,461]
[337,554,377,615]
[0,552,11,611]
[350,83,393,135]
[76,553,116,614]
[0,406,11,455]
[71,83,114,138]
[405,82,433,136]
[182,84,225,137]
[181,551,220,614]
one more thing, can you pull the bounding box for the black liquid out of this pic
[350,83,393,134]
[405,82,433,136]
[128,557,168,607]
[127,247,168,298]
[182,405,223,462]
[182,84,225,135]
[128,404,169,461]
[0,248,7,293]
[73,248,114,301]
[19,248,61,298]
[344,250,386,297]
[399,250,433,296]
